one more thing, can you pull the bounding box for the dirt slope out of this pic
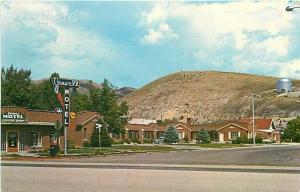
[122,71,300,123]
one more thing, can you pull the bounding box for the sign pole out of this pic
[64,87,70,155]
[96,124,102,152]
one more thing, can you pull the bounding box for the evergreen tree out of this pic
[163,126,179,144]
[90,120,112,147]
[196,129,211,144]
[282,117,300,142]
[1,65,31,107]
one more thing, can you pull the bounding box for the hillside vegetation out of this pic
[122,71,300,123]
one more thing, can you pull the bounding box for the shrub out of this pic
[112,140,124,144]
[246,136,263,144]
[143,139,153,144]
[122,138,132,144]
[67,140,76,149]
[282,117,300,142]
[232,136,248,144]
[131,138,141,144]
[196,129,211,144]
[90,128,113,147]
[83,141,91,147]
[255,136,263,144]
[163,126,179,144]
[183,136,189,143]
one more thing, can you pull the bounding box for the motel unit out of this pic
[1,106,280,153]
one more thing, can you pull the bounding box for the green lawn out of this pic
[41,145,176,156]
[2,145,176,158]
[178,143,248,148]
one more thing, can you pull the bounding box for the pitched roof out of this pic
[129,118,157,125]
[75,111,99,125]
[238,118,272,129]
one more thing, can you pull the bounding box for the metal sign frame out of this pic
[51,77,79,155]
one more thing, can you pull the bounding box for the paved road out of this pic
[2,166,300,192]
[57,145,300,166]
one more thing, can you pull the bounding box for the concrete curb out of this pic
[2,161,300,174]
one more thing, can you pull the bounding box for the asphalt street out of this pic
[56,144,300,166]
[2,145,300,192]
[2,166,300,192]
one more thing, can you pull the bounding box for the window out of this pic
[83,128,87,140]
[143,131,153,139]
[31,132,41,146]
[50,133,55,144]
[191,132,197,140]
[156,131,164,138]
[178,132,184,139]
[112,133,120,139]
[128,131,139,139]
[208,131,218,142]
[230,132,239,140]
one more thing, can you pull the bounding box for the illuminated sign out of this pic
[64,88,70,126]
[1,112,25,123]
[70,112,76,119]
[51,78,79,93]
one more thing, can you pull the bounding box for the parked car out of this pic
[154,137,164,144]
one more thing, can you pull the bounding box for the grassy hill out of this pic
[122,71,300,123]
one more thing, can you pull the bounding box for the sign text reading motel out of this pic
[51,77,79,126]
[1,112,25,123]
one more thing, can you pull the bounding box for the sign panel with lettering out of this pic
[64,88,70,126]
[1,112,25,123]
[51,78,79,93]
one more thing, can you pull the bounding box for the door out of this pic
[7,131,18,152]
[219,133,224,142]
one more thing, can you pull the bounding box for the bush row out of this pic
[232,136,263,144]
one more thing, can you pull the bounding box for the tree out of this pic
[1,65,31,106]
[92,79,129,134]
[282,117,300,142]
[29,74,61,110]
[163,126,179,144]
[89,87,101,111]
[196,129,211,144]
[90,120,112,147]
[71,94,91,112]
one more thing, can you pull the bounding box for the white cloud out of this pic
[138,1,299,79]
[279,60,300,79]
[140,23,178,44]
[256,36,289,57]
[141,5,168,26]
[139,3,178,45]
[140,2,294,53]
[2,1,118,71]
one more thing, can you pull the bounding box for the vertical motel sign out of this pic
[51,78,79,126]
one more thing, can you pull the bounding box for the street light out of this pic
[96,123,102,152]
[286,5,300,11]
[251,93,256,147]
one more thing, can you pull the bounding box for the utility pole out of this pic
[251,93,256,147]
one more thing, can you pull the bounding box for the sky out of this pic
[1,1,300,88]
